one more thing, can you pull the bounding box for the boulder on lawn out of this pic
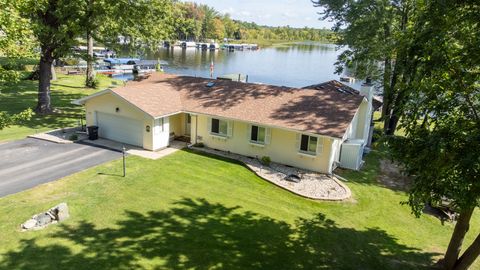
[50,202,69,222]
[20,202,70,231]
[22,219,37,230]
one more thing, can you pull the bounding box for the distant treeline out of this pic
[171,2,334,42]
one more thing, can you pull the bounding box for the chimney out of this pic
[360,78,373,102]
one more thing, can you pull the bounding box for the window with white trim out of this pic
[211,118,228,136]
[250,125,266,144]
[299,134,318,155]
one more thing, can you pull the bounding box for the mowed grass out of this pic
[0,73,121,142]
[0,149,478,269]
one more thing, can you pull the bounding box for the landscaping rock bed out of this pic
[192,146,351,201]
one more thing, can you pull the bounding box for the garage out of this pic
[96,112,143,147]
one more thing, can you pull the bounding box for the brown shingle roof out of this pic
[303,80,383,110]
[109,73,365,138]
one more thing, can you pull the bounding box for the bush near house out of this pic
[260,156,271,166]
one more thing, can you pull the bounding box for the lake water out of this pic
[117,42,363,89]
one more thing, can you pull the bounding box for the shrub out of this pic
[69,134,78,141]
[2,62,26,71]
[193,142,204,148]
[260,156,271,166]
[26,68,40,80]
[372,127,383,143]
[86,76,100,88]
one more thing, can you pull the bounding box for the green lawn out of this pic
[0,149,478,269]
[0,73,121,142]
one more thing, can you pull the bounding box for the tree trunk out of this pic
[85,31,95,87]
[35,50,54,114]
[444,207,475,270]
[381,21,392,124]
[454,233,480,270]
[381,57,392,123]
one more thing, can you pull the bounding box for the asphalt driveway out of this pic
[0,138,121,197]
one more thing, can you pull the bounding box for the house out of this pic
[73,73,377,174]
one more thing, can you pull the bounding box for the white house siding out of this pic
[329,139,343,172]
[191,114,334,174]
[152,117,170,150]
[84,92,154,150]
[355,99,373,142]
[338,85,374,171]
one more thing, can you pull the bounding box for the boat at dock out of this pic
[73,46,116,58]
[222,43,259,51]
[180,41,197,48]
[133,60,164,74]
[96,58,167,76]
[96,58,139,75]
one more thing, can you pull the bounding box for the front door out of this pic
[185,114,191,136]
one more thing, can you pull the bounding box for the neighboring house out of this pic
[73,73,378,174]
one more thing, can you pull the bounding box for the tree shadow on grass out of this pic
[0,198,439,270]
[0,78,88,131]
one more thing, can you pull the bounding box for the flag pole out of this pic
[210,61,214,78]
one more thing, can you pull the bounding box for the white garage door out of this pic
[96,112,143,147]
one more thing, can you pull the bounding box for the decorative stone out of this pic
[22,219,37,230]
[52,202,69,221]
[36,213,53,226]
[20,202,70,231]
[192,146,351,201]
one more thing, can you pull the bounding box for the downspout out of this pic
[195,115,198,144]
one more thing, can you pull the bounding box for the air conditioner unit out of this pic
[339,139,365,170]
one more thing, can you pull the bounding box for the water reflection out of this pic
[273,42,336,53]
[117,42,363,89]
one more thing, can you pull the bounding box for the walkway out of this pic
[82,139,187,160]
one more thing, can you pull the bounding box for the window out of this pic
[211,118,228,136]
[154,118,164,135]
[300,134,318,154]
[250,125,266,144]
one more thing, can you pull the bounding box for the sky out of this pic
[182,0,333,29]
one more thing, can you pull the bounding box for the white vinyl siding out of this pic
[154,118,164,135]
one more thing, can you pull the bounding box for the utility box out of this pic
[339,139,365,170]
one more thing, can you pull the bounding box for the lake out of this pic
[117,42,363,89]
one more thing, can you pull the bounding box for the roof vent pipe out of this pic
[206,81,215,88]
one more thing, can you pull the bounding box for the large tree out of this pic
[0,0,35,83]
[313,0,418,135]
[20,0,85,114]
[0,0,35,125]
[389,1,480,269]
[83,0,174,87]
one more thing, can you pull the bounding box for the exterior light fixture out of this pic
[115,107,120,113]
[146,125,151,132]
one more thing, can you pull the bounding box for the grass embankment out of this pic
[0,73,121,142]
[0,148,478,269]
